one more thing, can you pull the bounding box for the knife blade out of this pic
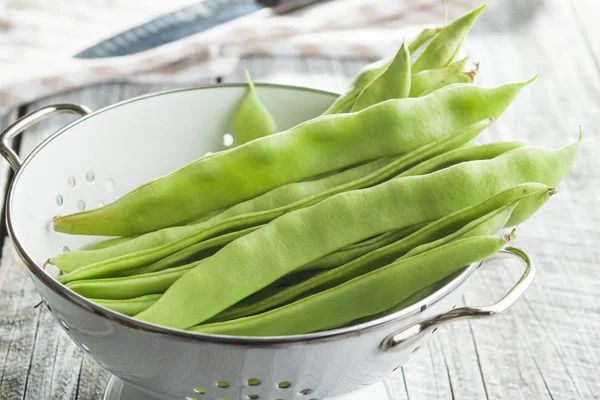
[74,0,324,59]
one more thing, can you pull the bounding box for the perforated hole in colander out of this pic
[277,381,291,389]
[192,387,206,394]
[77,200,86,211]
[105,178,115,191]
[185,397,197,400]
[300,388,313,395]
[67,176,76,188]
[247,378,261,386]
[216,380,230,388]
[56,194,63,206]
[246,394,259,399]
[86,171,95,182]
[62,246,70,252]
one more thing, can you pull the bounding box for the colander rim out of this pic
[6,82,480,346]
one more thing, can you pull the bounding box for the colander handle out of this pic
[0,104,92,171]
[381,247,535,353]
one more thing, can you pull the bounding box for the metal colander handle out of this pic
[0,104,91,171]
[382,247,535,352]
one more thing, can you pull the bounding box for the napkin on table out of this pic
[0,0,486,114]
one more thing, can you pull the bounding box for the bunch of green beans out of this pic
[49,6,580,336]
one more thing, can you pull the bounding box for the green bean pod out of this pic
[322,27,439,115]
[298,223,425,273]
[409,57,469,97]
[190,235,510,336]
[92,294,161,316]
[412,6,485,73]
[234,70,278,145]
[55,225,253,275]
[338,272,459,328]
[51,117,493,272]
[53,80,531,237]
[210,185,543,322]
[404,141,527,176]
[137,141,578,329]
[130,225,262,275]
[80,236,135,251]
[421,71,476,96]
[400,202,519,259]
[67,260,200,299]
[351,42,411,112]
[407,27,439,54]
[405,179,557,254]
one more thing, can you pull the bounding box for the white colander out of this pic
[0,84,535,400]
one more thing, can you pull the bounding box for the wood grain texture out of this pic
[1,0,599,398]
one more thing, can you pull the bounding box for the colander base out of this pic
[103,376,397,400]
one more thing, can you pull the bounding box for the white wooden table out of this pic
[1,0,599,399]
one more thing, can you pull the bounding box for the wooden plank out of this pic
[0,241,53,400]
[570,1,600,76]
[437,1,600,399]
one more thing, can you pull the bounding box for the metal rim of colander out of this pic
[5,83,481,346]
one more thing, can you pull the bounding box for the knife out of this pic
[74,0,325,59]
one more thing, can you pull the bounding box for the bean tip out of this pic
[548,188,558,196]
[504,228,517,243]
[526,74,539,85]
[244,69,254,90]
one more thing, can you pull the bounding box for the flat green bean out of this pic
[409,57,469,97]
[408,27,439,54]
[234,71,278,145]
[322,28,439,115]
[404,141,527,176]
[298,223,426,272]
[67,260,201,299]
[54,225,253,274]
[80,236,135,251]
[404,181,556,257]
[351,42,411,112]
[190,235,510,336]
[92,294,161,316]
[130,225,261,275]
[421,71,475,95]
[412,6,485,73]
[339,272,459,328]
[53,80,531,237]
[137,142,578,329]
